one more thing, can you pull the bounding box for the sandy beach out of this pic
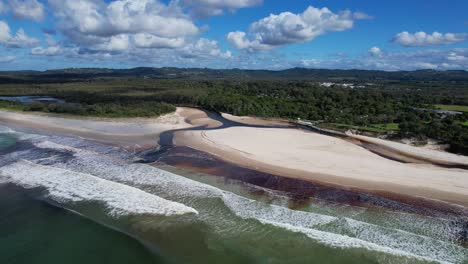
[0,108,204,149]
[175,120,468,207]
[347,132,468,167]
[1,107,468,207]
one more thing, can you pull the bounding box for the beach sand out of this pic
[347,132,468,167]
[0,108,200,149]
[175,126,468,207]
[1,107,468,207]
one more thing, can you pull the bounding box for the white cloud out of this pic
[42,0,233,62]
[0,20,38,48]
[133,33,185,49]
[49,0,199,40]
[368,46,382,56]
[94,34,130,52]
[353,11,373,20]
[393,31,467,47]
[31,45,62,56]
[447,52,467,62]
[9,0,45,21]
[298,48,468,71]
[180,38,232,59]
[0,55,14,63]
[226,31,270,51]
[227,6,370,51]
[182,0,262,18]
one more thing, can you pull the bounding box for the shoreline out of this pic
[155,146,468,218]
[174,125,468,208]
[347,132,468,168]
[1,107,468,210]
[0,108,195,149]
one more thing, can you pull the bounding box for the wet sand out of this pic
[347,133,468,168]
[174,118,468,208]
[154,146,468,217]
[2,107,468,209]
[0,108,197,149]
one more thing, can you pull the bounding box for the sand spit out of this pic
[1,107,468,207]
[348,133,468,168]
[175,126,468,207]
[0,108,206,149]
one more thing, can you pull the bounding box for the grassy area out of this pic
[435,104,468,112]
[0,100,26,111]
[322,123,399,133]
[370,123,400,131]
[461,121,468,127]
[0,99,176,118]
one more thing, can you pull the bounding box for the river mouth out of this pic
[152,145,468,219]
[0,114,467,263]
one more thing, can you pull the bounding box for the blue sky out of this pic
[0,0,466,70]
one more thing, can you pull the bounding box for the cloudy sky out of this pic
[0,0,466,71]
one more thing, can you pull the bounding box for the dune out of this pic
[175,126,468,207]
[347,133,468,167]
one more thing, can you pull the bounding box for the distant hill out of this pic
[0,67,467,83]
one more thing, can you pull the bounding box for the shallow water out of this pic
[0,130,467,264]
[0,185,166,264]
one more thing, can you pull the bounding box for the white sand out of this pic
[348,133,468,167]
[0,107,205,148]
[0,108,190,136]
[2,107,468,206]
[176,127,468,207]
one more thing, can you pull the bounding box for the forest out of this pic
[0,67,467,154]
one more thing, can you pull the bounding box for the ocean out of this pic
[0,125,467,264]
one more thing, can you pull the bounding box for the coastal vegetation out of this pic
[435,104,468,113]
[0,67,467,154]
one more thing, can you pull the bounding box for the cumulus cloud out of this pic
[352,11,373,20]
[133,33,185,49]
[39,0,233,63]
[0,55,15,63]
[227,6,371,51]
[181,0,262,18]
[9,0,45,21]
[0,20,38,48]
[368,46,382,56]
[48,0,199,40]
[31,45,62,56]
[299,48,468,71]
[393,31,467,47]
[180,38,232,59]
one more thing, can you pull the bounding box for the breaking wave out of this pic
[0,160,198,217]
[0,132,466,263]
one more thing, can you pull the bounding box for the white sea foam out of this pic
[0,160,198,217]
[262,220,451,264]
[222,192,336,228]
[0,124,45,141]
[33,140,222,198]
[0,125,15,134]
[223,192,467,264]
[30,139,468,263]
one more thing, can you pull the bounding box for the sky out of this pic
[0,0,466,71]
